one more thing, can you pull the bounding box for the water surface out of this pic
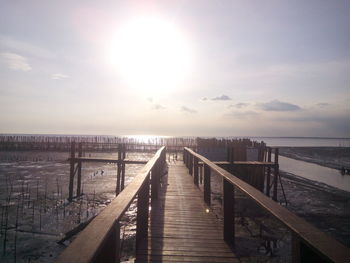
[279,155,350,192]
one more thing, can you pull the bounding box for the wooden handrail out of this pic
[184,147,350,263]
[55,146,166,263]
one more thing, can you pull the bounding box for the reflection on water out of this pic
[279,155,350,192]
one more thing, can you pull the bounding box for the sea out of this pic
[245,137,350,147]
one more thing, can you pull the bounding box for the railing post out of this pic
[204,164,211,206]
[266,147,272,197]
[68,141,75,202]
[273,148,279,201]
[291,233,329,263]
[193,157,199,186]
[186,149,189,168]
[121,144,126,191]
[116,144,122,195]
[189,153,193,175]
[76,142,82,196]
[95,220,120,263]
[136,176,150,252]
[183,149,186,165]
[151,161,159,204]
[223,179,235,246]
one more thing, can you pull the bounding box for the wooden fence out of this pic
[55,146,166,263]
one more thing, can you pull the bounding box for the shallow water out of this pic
[279,155,350,192]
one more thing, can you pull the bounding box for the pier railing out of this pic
[184,147,350,263]
[55,146,166,263]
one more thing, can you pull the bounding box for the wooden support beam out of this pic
[204,164,211,206]
[151,162,159,204]
[266,147,272,197]
[68,157,147,165]
[223,178,235,246]
[189,154,193,175]
[193,157,199,186]
[116,144,121,195]
[76,142,82,197]
[94,221,120,263]
[68,142,76,202]
[273,148,279,201]
[121,144,126,191]
[136,177,150,252]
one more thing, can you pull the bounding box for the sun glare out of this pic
[110,15,192,94]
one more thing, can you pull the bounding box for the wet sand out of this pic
[277,147,350,247]
[279,147,350,170]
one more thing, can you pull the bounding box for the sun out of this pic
[110,15,192,95]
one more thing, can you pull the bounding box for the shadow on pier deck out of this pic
[136,162,238,262]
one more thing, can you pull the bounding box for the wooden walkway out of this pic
[136,161,238,263]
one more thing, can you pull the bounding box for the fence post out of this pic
[193,157,199,186]
[151,161,159,204]
[204,164,211,206]
[189,154,193,175]
[273,148,279,201]
[121,144,126,191]
[68,142,76,202]
[95,220,120,263]
[116,144,121,195]
[266,147,272,197]
[136,176,150,252]
[223,179,235,246]
[76,142,82,196]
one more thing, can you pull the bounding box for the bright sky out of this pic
[0,0,349,137]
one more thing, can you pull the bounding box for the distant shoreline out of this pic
[279,146,350,170]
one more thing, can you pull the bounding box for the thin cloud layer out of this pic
[152,104,166,110]
[51,73,69,80]
[316,102,330,108]
[225,110,259,119]
[258,100,301,112]
[0,52,31,71]
[181,106,197,113]
[229,102,249,108]
[211,95,231,101]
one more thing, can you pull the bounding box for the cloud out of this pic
[201,97,208,101]
[316,102,330,108]
[152,104,166,110]
[0,52,31,71]
[181,106,197,113]
[258,100,301,111]
[211,95,231,101]
[229,102,249,108]
[224,110,259,119]
[51,73,69,80]
[147,97,153,103]
[0,35,55,59]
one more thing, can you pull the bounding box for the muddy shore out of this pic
[279,147,350,170]
[277,147,350,247]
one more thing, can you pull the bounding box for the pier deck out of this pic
[136,161,238,262]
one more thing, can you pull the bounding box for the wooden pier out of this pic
[55,146,350,263]
[135,162,238,262]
